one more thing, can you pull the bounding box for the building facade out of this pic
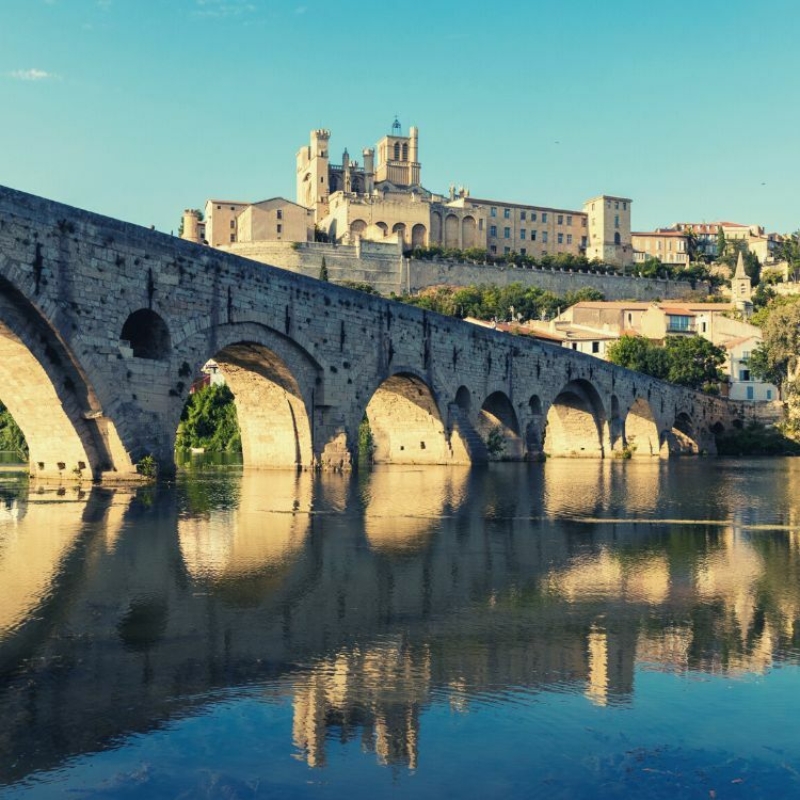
[294,123,634,268]
[531,300,778,402]
[182,121,635,269]
[632,230,690,266]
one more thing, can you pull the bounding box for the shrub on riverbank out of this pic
[715,422,800,456]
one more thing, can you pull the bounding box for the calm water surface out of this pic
[2,459,800,799]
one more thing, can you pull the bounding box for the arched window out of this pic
[393,142,400,161]
[614,232,621,245]
[402,143,408,161]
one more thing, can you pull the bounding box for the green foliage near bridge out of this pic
[607,335,726,393]
[0,402,27,459]
[175,384,241,453]
[396,283,604,322]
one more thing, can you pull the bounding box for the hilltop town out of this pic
[177,121,799,422]
[180,119,790,278]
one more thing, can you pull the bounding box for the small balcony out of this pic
[666,321,697,334]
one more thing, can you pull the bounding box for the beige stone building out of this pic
[448,196,588,259]
[632,230,690,266]
[294,122,634,268]
[183,120,635,269]
[583,195,633,267]
[182,197,314,249]
[671,221,782,264]
[531,298,778,402]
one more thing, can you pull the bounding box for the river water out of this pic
[1,458,800,799]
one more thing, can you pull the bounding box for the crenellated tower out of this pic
[296,129,331,220]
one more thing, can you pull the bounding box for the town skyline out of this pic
[2,0,798,236]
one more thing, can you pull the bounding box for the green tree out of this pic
[743,250,761,286]
[607,335,670,380]
[339,280,380,295]
[663,336,726,390]
[319,256,329,282]
[775,231,800,282]
[748,299,800,391]
[0,402,27,458]
[175,383,241,453]
[716,227,727,261]
[608,335,724,392]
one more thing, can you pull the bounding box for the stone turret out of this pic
[181,209,203,243]
[362,147,375,194]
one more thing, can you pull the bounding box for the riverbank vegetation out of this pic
[0,402,27,459]
[394,283,603,322]
[715,422,800,456]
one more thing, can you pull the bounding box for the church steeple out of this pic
[734,250,747,280]
[732,250,753,318]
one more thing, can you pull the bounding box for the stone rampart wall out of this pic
[223,241,705,301]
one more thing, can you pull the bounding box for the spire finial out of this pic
[392,115,401,135]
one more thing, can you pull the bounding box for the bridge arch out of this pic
[120,309,171,360]
[0,276,129,479]
[624,397,660,457]
[362,369,469,465]
[171,322,321,470]
[477,390,523,459]
[544,379,607,458]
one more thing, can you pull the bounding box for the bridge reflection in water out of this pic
[1,460,800,788]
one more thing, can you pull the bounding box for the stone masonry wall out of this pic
[223,240,705,301]
[0,185,740,480]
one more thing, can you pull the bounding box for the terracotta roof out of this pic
[660,308,697,316]
[632,230,688,238]
[722,335,760,350]
[462,197,585,216]
[570,301,734,311]
[526,329,565,342]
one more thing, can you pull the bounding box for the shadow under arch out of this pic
[364,370,469,465]
[544,379,607,458]
[668,411,700,455]
[0,276,128,479]
[213,342,313,469]
[624,397,660,457]
[526,394,544,458]
[477,391,523,459]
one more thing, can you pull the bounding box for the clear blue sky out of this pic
[2,0,798,235]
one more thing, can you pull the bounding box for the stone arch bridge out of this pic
[0,186,748,481]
